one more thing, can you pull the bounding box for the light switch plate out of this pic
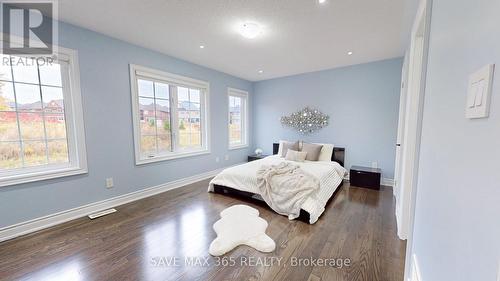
[466,64,495,119]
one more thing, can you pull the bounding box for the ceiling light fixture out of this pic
[347,51,353,55]
[238,22,262,39]
[318,0,326,4]
[258,70,264,73]
[200,45,205,49]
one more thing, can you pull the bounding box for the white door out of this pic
[395,0,431,242]
[394,53,409,224]
[399,34,425,238]
[399,0,432,280]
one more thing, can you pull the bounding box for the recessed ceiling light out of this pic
[347,51,353,55]
[318,0,326,4]
[258,70,264,73]
[199,45,205,49]
[238,22,262,39]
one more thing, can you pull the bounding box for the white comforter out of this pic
[208,155,347,224]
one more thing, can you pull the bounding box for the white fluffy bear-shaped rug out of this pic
[209,204,276,256]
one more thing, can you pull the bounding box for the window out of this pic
[0,49,87,187]
[130,64,209,164]
[228,88,248,149]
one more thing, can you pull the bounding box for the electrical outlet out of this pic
[224,155,229,161]
[106,178,114,188]
[371,161,378,168]
[215,157,220,163]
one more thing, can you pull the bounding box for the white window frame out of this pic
[227,88,248,150]
[129,64,210,165]
[0,45,88,187]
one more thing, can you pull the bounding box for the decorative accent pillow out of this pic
[279,141,299,157]
[316,143,334,162]
[285,149,308,162]
[300,142,323,161]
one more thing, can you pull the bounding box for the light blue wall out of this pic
[252,58,403,179]
[0,21,404,229]
[411,0,500,280]
[0,22,253,228]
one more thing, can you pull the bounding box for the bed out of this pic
[208,143,347,224]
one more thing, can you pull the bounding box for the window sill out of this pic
[229,144,249,150]
[136,149,210,165]
[0,166,88,188]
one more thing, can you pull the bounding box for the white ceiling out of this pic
[58,0,417,81]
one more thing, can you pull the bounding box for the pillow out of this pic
[300,142,323,161]
[277,140,285,156]
[277,140,293,156]
[316,143,335,162]
[285,149,307,162]
[279,141,299,157]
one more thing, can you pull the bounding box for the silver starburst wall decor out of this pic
[280,107,329,135]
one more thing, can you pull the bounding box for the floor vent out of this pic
[88,208,117,219]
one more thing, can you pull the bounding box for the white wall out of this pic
[410,0,500,280]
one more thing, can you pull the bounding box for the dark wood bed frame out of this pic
[213,143,345,222]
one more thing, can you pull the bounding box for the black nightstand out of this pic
[350,166,381,190]
[248,154,269,162]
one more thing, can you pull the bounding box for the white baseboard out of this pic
[396,204,406,240]
[0,165,235,243]
[381,178,395,187]
[497,259,500,281]
[409,254,421,281]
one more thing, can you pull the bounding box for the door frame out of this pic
[400,0,433,280]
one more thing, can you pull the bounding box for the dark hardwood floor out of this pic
[0,180,406,281]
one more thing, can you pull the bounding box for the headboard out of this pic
[272,143,345,167]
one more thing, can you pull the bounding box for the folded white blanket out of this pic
[257,162,320,220]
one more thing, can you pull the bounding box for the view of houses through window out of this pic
[134,67,206,161]
[177,87,201,149]
[138,79,172,156]
[0,55,69,170]
[228,89,248,148]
